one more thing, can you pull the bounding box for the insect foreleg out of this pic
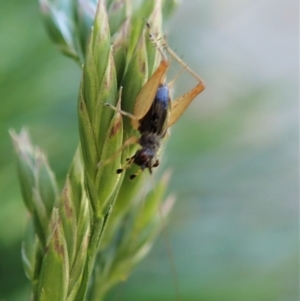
[102,102,138,122]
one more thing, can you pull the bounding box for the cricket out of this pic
[104,22,205,179]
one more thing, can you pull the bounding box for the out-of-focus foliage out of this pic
[0,0,298,301]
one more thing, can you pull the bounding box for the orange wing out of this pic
[132,60,169,129]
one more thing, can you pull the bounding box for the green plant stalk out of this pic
[11,0,179,300]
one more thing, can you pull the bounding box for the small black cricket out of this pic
[104,24,205,179]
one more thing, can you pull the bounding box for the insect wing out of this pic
[133,60,168,128]
[168,82,205,127]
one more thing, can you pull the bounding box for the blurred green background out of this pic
[0,0,298,300]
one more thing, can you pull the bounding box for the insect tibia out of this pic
[166,46,205,88]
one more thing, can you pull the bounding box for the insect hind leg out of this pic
[146,21,168,63]
[167,59,188,90]
[165,47,205,127]
[166,46,205,87]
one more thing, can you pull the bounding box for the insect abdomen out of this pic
[139,84,170,136]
